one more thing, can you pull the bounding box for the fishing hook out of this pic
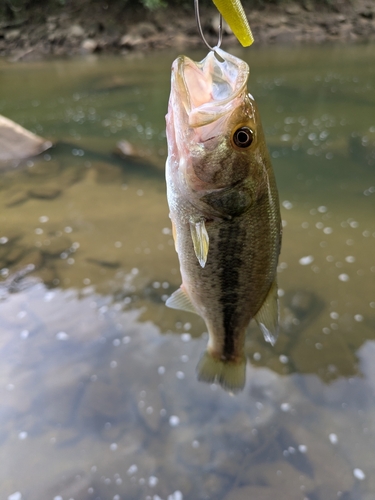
[194,0,223,51]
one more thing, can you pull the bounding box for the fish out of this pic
[165,47,281,392]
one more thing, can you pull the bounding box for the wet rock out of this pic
[40,235,72,256]
[224,485,303,500]
[93,161,123,183]
[281,289,324,334]
[130,22,158,38]
[0,114,52,162]
[202,473,230,498]
[40,362,91,426]
[4,246,25,265]
[28,184,62,199]
[243,461,315,494]
[68,24,85,38]
[86,257,120,269]
[266,15,288,27]
[285,3,302,15]
[5,29,20,41]
[287,424,354,496]
[32,265,59,287]
[120,33,143,48]
[76,380,126,424]
[115,140,138,158]
[4,189,29,207]
[26,159,60,176]
[81,38,98,53]
[14,250,43,272]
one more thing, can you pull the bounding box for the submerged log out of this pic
[0,114,52,162]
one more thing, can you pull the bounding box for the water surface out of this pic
[0,44,375,500]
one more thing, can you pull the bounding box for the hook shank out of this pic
[194,0,223,51]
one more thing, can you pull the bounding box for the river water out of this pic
[0,44,374,500]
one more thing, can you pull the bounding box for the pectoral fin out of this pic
[165,286,198,315]
[189,217,209,268]
[255,280,279,346]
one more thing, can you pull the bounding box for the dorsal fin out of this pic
[255,279,279,346]
[165,286,198,315]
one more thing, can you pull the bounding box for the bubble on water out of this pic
[110,361,117,368]
[253,352,261,361]
[299,255,314,265]
[181,333,191,342]
[168,491,183,500]
[330,312,339,319]
[280,134,291,141]
[192,440,200,448]
[110,443,118,451]
[329,433,338,444]
[338,274,350,282]
[18,431,28,440]
[127,464,138,475]
[282,200,293,210]
[279,355,289,364]
[148,476,158,487]
[113,495,120,500]
[323,227,333,234]
[345,256,356,263]
[354,314,363,322]
[353,468,366,480]
[280,403,291,412]
[53,497,63,500]
[176,371,185,380]
[56,331,69,341]
[0,236,9,244]
[298,444,307,453]
[169,415,180,427]
[158,366,165,375]
[8,490,22,499]
[20,330,29,339]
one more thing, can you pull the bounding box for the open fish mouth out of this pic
[173,47,249,128]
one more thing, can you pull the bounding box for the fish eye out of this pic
[232,126,254,149]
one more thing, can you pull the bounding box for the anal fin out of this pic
[189,217,209,268]
[255,279,279,346]
[165,286,198,315]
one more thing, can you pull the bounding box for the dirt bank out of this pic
[0,0,374,61]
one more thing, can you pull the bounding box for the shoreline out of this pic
[0,1,375,62]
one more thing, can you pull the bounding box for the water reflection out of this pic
[1,45,375,499]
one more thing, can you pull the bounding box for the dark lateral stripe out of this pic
[218,223,244,360]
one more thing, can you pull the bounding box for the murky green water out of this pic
[0,44,375,500]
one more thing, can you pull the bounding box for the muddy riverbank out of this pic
[0,0,375,61]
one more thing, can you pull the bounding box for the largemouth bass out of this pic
[165,47,281,392]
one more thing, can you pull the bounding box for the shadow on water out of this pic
[1,45,375,500]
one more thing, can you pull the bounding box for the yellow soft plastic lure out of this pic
[212,0,254,47]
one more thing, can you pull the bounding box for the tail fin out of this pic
[196,351,246,393]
